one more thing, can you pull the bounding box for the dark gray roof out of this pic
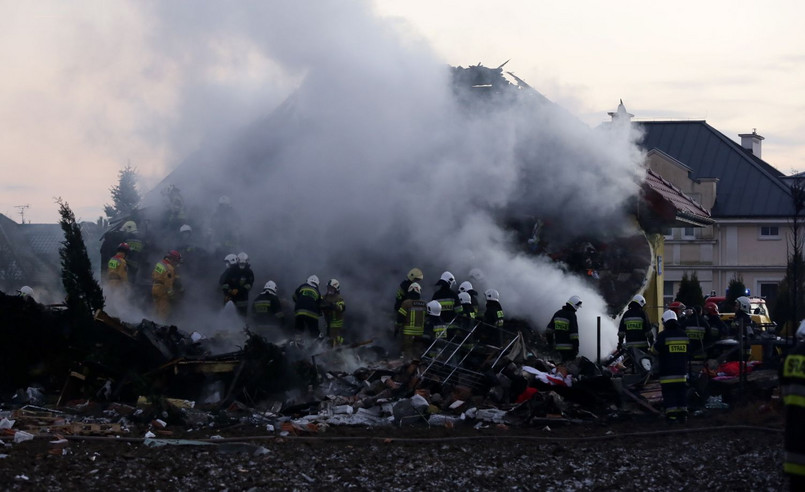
[638,120,794,218]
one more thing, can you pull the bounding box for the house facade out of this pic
[624,108,794,310]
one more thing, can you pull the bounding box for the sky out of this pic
[1,1,803,224]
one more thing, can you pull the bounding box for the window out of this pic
[663,280,675,307]
[663,228,673,239]
[682,227,695,239]
[760,226,779,238]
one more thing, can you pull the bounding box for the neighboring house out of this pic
[612,102,794,310]
[0,213,104,302]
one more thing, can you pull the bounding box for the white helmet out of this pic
[120,220,137,233]
[458,292,471,304]
[459,281,473,293]
[218,195,231,206]
[307,275,320,288]
[427,300,442,316]
[18,286,34,298]
[179,224,192,233]
[263,280,277,294]
[485,289,500,302]
[237,252,249,267]
[567,295,583,310]
[736,296,751,314]
[327,278,340,292]
[662,310,678,324]
[224,254,238,266]
[631,294,646,307]
[440,271,455,286]
[408,282,421,294]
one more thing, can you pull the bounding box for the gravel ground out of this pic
[0,410,789,491]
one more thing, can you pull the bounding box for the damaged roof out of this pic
[638,120,794,218]
[642,168,713,227]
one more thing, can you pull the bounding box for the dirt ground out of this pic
[0,407,789,491]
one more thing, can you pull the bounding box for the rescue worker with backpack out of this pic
[151,250,182,322]
[546,295,582,362]
[321,278,346,346]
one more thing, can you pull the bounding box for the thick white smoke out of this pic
[137,1,646,358]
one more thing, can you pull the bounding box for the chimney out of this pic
[608,99,633,123]
[738,129,764,158]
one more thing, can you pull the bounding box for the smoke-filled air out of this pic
[125,0,647,358]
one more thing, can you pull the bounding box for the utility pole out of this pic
[14,204,30,224]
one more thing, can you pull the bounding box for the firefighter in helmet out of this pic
[293,275,322,338]
[151,250,182,322]
[322,278,346,346]
[397,282,427,359]
[218,252,253,317]
[432,271,459,324]
[652,310,690,423]
[251,280,285,333]
[546,295,582,362]
[618,294,653,363]
[395,268,423,313]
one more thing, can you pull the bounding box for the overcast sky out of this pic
[1,0,803,224]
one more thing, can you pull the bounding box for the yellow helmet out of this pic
[407,268,423,282]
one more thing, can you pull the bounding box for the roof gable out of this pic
[638,121,793,218]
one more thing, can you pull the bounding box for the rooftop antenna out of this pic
[14,204,30,224]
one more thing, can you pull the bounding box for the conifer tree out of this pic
[58,199,104,318]
[104,164,141,220]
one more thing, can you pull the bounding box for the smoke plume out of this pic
[137,0,646,358]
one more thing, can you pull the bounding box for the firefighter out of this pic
[432,271,459,324]
[733,296,755,361]
[293,275,322,338]
[781,321,805,490]
[120,220,144,283]
[321,278,346,346]
[395,268,423,313]
[397,282,427,359]
[176,224,207,275]
[653,309,690,423]
[151,250,182,322]
[426,300,447,340]
[219,252,254,317]
[105,243,131,310]
[704,302,729,339]
[455,291,476,335]
[668,301,687,325]
[479,289,505,346]
[17,286,36,303]
[251,280,285,332]
[682,305,715,361]
[458,281,480,316]
[618,294,654,368]
[546,295,582,362]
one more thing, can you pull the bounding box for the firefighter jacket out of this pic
[123,232,144,271]
[456,301,476,330]
[398,298,427,336]
[682,312,715,360]
[432,280,459,323]
[547,304,579,354]
[426,314,447,339]
[106,253,128,285]
[293,283,321,319]
[705,314,729,339]
[478,300,504,346]
[394,279,412,312]
[653,320,689,384]
[732,310,755,339]
[618,303,652,349]
[151,259,177,305]
[219,265,254,303]
[781,340,805,478]
[251,291,284,326]
[322,292,346,331]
